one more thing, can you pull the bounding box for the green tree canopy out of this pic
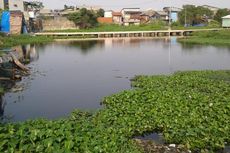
[27,1,44,11]
[214,9,230,23]
[97,8,105,17]
[178,5,213,26]
[64,5,75,10]
[67,8,98,29]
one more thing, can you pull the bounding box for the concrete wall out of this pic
[0,0,4,10]
[42,17,77,31]
[10,12,23,35]
[113,16,122,24]
[9,0,24,11]
[104,11,112,18]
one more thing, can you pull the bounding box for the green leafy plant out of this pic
[0,71,229,152]
[179,30,230,46]
[0,35,53,49]
[67,8,98,29]
[0,87,3,94]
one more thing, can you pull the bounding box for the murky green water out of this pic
[1,38,230,121]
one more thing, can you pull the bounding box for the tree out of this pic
[214,9,230,23]
[27,1,44,12]
[67,8,98,29]
[64,4,75,10]
[178,5,213,26]
[97,8,105,17]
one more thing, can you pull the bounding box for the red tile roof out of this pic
[112,12,122,16]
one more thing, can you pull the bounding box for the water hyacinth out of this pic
[0,70,230,152]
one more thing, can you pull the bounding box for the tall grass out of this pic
[179,30,230,45]
[0,35,53,49]
[0,87,3,94]
[192,30,230,39]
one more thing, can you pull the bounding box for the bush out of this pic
[67,8,98,29]
[208,20,221,28]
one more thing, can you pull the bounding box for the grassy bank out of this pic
[0,70,229,152]
[44,22,221,33]
[0,51,4,56]
[0,35,54,49]
[179,30,230,46]
[0,87,3,94]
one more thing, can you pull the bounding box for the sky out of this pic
[39,0,230,10]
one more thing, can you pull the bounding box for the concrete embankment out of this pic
[35,28,222,38]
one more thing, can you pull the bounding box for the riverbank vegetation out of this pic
[0,87,3,94]
[179,30,230,45]
[0,70,229,152]
[0,34,53,49]
[0,51,5,56]
[178,5,213,26]
[44,22,221,33]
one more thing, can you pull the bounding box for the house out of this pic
[202,5,219,15]
[97,10,115,24]
[140,13,150,23]
[0,0,8,10]
[143,9,157,18]
[8,0,25,11]
[104,10,113,18]
[121,8,141,26]
[154,11,169,21]
[0,0,40,20]
[163,7,182,22]
[112,12,122,24]
[222,15,230,28]
[0,0,26,12]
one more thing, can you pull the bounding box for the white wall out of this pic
[104,11,112,18]
[0,0,5,10]
[9,0,24,11]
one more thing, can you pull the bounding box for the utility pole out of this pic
[168,6,172,30]
[184,7,187,27]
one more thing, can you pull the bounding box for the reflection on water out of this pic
[135,133,165,144]
[0,96,3,118]
[1,38,230,121]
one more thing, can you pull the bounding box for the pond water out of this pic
[1,38,230,121]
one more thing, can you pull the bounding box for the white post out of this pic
[168,6,172,30]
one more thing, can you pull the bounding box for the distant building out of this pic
[0,0,6,10]
[222,15,230,28]
[142,9,157,19]
[154,11,169,21]
[104,10,113,18]
[163,7,182,22]
[98,11,122,24]
[0,0,25,11]
[8,0,25,11]
[112,12,122,24]
[202,5,219,15]
[121,8,141,26]
[140,13,150,23]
